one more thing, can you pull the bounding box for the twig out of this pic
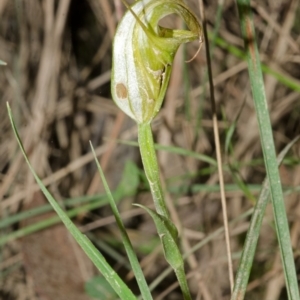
[198,0,234,292]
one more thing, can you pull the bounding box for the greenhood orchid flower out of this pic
[111,2,202,299]
[111,0,202,124]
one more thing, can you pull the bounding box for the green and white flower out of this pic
[111,0,202,124]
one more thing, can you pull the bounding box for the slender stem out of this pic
[138,123,170,219]
[138,122,192,299]
[175,266,192,300]
[199,0,234,291]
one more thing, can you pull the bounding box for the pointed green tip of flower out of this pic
[111,0,202,124]
[0,60,7,65]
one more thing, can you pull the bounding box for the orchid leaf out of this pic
[134,204,183,270]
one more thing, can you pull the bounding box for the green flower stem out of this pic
[138,123,170,219]
[112,2,202,298]
[175,267,192,300]
[138,123,191,299]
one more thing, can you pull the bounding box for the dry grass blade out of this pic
[198,0,234,292]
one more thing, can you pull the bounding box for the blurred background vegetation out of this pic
[0,0,299,299]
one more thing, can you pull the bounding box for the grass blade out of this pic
[211,35,300,92]
[90,142,153,300]
[7,102,136,300]
[236,2,300,299]
[231,136,300,300]
[108,138,217,166]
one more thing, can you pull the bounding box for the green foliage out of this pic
[232,135,300,300]
[90,142,153,300]
[85,276,118,300]
[233,0,300,299]
[135,204,182,270]
[7,103,137,300]
[0,160,140,246]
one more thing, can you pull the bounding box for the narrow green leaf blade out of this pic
[7,102,136,300]
[232,136,300,300]
[85,275,118,300]
[236,2,300,299]
[90,142,153,300]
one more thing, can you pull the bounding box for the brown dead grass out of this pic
[0,0,299,299]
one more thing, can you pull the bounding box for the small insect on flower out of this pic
[111,0,202,124]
